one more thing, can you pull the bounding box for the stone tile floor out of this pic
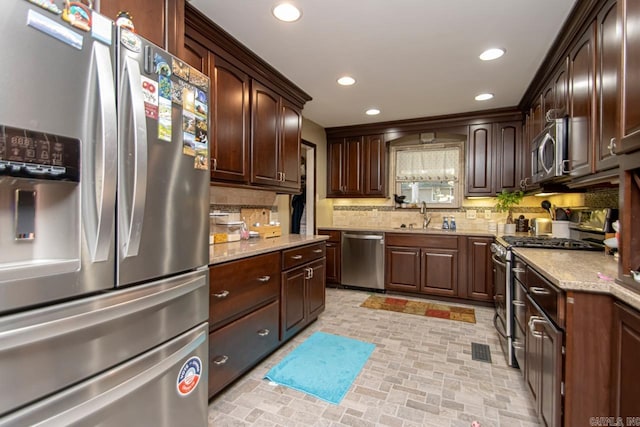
[208,288,541,427]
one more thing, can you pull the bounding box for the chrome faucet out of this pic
[420,202,431,229]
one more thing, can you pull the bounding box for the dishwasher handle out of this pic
[343,233,384,240]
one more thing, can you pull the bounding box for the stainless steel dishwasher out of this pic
[341,231,385,290]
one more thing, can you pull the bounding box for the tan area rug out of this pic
[360,295,476,323]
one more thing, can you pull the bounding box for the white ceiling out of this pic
[189,0,577,128]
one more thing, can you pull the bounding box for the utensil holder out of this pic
[551,221,570,238]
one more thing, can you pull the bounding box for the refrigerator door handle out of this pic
[84,42,117,262]
[119,56,148,259]
[1,273,204,349]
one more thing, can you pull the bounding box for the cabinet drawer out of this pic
[208,300,280,397]
[527,267,565,328]
[318,229,341,242]
[282,243,325,270]
[385,233,458,249]
[209,252,281,329]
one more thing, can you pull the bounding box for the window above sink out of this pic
[390,134,464,208]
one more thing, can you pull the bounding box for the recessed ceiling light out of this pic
[272,3,301,22]
[475,93,494,101]
[337,76,356,86]
[479,48,506,61]
[365,108,380,116]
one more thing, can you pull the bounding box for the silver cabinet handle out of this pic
[291,254,303,260]
[528,316,545,338]
[607,138,617,156]
[213,290,229,299]
[257,329,270,337]
[312,249,323,254]
[529,287,550,295]
[212,355,228,365]
[513,300,525,307]
[212,158,217,171]
[304,267,314,280]
[512,268,525,273]
[257,275,271,283]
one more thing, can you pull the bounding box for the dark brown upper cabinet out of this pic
[98,0,184,55]
[567,23,596,179]
[327,134,386,197]
[596,0,620,171]
[183,38,250,184]
[466,121,522,196]
[251,81,301,191]
[616,0,640,154]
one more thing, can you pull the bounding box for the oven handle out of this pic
[513,300,525,307]
[493,312,508,339]
[491,254,506,269]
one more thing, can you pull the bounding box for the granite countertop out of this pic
[209,234,329,265]
[514,248,640,311]
[319,225,494,237]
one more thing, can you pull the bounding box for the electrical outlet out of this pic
[484,209,492,219]
[466,209,477,220]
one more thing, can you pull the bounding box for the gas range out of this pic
[500,235,602,251]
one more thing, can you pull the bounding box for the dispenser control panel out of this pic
[0,125,80,181]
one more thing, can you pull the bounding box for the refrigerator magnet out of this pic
[62,1,92,32]
[182,111,196,135]
[141,76,158,120]
[182,87,195,113]
[158,75,171,100]
[176,356,202,397]
[182,132,196,157]
[172,58,190,81]
[188,68,208,89]
[157,98,172,142]
[171,80,187,105]
[194,152,208,171]
[154,53,171,77]
[120,28,141,52]
[195,117,207,133]
[25,0,62,15]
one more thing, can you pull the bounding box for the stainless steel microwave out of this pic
[531,118,569,184]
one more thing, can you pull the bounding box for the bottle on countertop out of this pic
[450,216,456,231]
[442,216,449,230]
[240,218,250,240]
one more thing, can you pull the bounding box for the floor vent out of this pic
[471,343,492,363]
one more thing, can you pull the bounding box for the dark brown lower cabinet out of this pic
[466,237,494,302]
[318,230,341,284]
[385,246,420,292]
[208,300,280,397]
[611,302,640,417]
[281,258,326,342]
[525,296,563,427]
[421,249,458,297]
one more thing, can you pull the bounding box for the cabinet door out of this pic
[280,99,302,190]
[343,137,363,195]
[385,247,420,292]
[616,0,640,153]
[363,134,386,196]
[596,0,620,171]
[466,124,493,195]
[307,260,326,320]
[553,58,569,117]
[324,242,341,284]
[421,249,458,297]
[539,315,563,427]
[568,24,596,178]
[611,302,640,417]
[211,56,250,183]
[327,139,345,196]
[495,121,522,192]
[251,81,280,186]
[531,98,544,139]
[542,84,555,123]
[521,114,538,191]
[281,267,306,341]
[466,237,493,302]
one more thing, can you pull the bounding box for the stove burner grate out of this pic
[501,236,602,250]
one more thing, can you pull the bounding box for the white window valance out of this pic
[395,147,460,182]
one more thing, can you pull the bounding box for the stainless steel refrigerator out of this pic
[0,1,210,424]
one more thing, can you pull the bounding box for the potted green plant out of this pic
[495,189,524,233]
